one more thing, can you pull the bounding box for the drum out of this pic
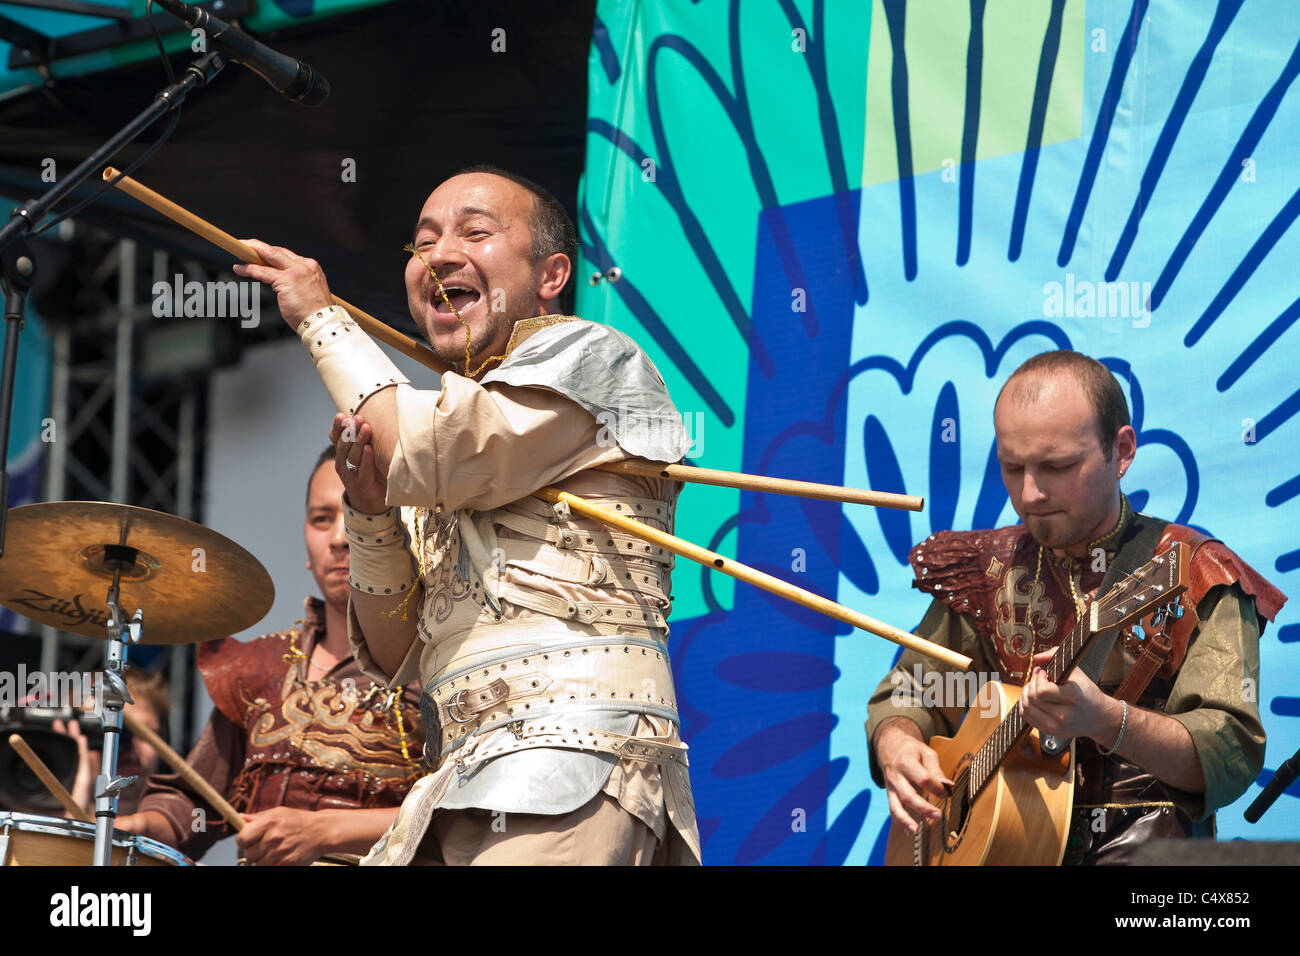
[0,812,194,866]
[237,852,360,866]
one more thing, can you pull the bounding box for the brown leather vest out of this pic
[910,523,1284,684]
[909,519,1286,864]
[198,621,423,819]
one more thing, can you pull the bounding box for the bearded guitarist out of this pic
[866,351,1286,865]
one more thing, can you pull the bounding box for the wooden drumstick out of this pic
[102,166,448,376]
[121,709,244,832]
[597,460,924,511]
[7,733,92,822]
[536,488,972,670]
[124,712,363,865]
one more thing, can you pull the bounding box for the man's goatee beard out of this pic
[430,328,508,375]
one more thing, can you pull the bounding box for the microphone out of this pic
[1244,744,1300,824]
[151,0,330,106]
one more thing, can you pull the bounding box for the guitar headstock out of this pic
[1093,542,1190,631]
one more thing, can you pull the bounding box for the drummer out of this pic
[114,448,424,864]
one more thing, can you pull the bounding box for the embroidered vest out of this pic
[199,621,423,817]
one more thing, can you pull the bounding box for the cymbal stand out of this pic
[91,554,143,866]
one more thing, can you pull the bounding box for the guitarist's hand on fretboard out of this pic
[1019,649,1121,746]
[874,718,955,834]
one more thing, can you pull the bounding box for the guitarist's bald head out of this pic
[995,351,1130,461]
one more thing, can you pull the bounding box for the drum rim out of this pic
[1,811,195,865]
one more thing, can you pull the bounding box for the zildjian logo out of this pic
[7,590,109,628]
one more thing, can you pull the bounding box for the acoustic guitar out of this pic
[883,542,1189,866]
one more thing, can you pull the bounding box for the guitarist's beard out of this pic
[1023,512,1083,550]
[1022,492,1123,555]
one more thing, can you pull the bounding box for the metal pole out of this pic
[111,239,134,503]
[39,325,71,673]
[171,370,196,749]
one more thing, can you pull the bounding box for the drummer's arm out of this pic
[113,809,180,845]
[126,712,243,858]
[238,805,400,864]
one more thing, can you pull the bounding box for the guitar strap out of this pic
[1075,510,1170,684]
[1040,511,1168,756]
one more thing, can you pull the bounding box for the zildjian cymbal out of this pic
[0,502,274,644]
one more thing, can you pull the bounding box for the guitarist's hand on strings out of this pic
[1019,648,1116,742]
[875,718,955,835]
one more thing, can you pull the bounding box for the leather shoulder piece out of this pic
[197,631,295,727]
[909,526,1025,615]
[1146,525,1289,679]
[1159,524,1288,623]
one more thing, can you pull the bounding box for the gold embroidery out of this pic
[502,314,579,356]
[246,670,416,778]
[994,565,1058,658]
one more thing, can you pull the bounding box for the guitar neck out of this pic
[967,601,1099,800]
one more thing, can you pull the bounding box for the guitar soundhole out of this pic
[942,760,974,855]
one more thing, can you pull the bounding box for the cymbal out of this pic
[0,501,274,644]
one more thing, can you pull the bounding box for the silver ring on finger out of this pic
[345,459,359,472]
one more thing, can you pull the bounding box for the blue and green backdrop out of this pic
[578,0,1300,863]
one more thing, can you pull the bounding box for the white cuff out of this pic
[344,499,419,596]
[298,304,411,415]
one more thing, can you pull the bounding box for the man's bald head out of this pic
[995,351,1130,460]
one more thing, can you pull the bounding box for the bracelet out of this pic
[1098,700,1129,755]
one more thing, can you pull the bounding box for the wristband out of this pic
[345,500,419,596]
[298,305,410,416]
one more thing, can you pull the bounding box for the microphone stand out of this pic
[0,50,226,557]
[0,51,223,866]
